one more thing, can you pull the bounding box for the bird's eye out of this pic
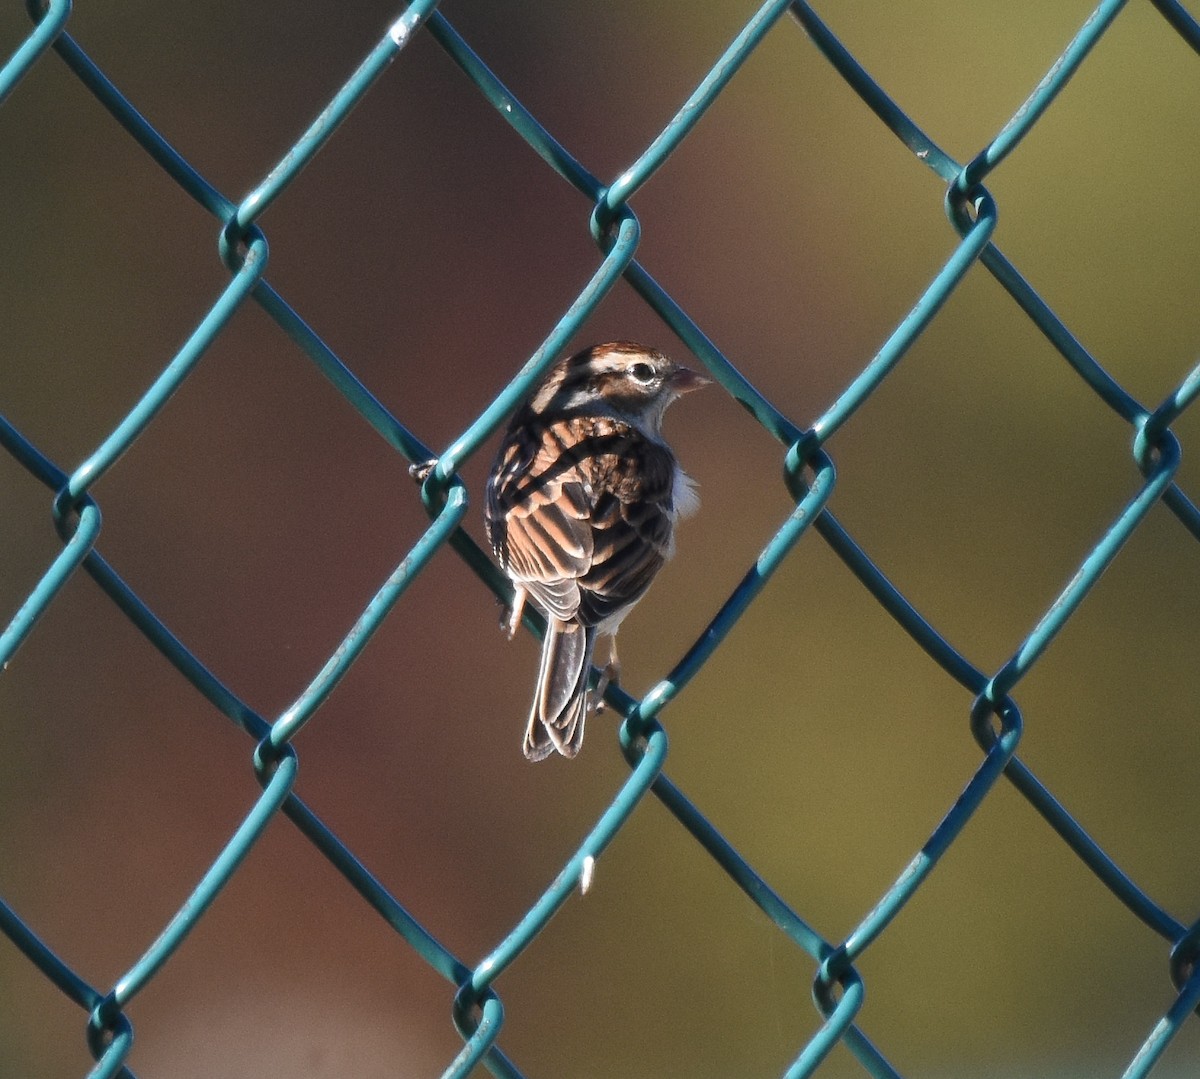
[628,361,656,384]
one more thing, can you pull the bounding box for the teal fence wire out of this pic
[3,1,1200,1076]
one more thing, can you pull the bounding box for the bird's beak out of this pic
[669,366,711,394]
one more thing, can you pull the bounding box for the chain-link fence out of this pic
[3,1,1200,1076]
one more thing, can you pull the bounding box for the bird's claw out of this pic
[500,587,527,639]
[590,660,621,715]
[408,458,436,485]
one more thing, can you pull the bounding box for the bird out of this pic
[484,341,708,761]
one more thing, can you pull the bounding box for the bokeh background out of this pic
[2,1,1200,1076]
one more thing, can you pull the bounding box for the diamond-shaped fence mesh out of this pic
[3,1,1200,1076]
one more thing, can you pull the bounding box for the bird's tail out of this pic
[525,619,596,761]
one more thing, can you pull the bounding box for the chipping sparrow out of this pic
[484,342,708,760]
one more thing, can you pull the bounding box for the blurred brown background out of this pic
[2,1,1200,1076]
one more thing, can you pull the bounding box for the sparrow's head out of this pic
[532,341,709,432]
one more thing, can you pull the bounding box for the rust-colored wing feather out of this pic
[486,413,677,627]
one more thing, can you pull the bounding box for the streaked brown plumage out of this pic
[485,342,706,760]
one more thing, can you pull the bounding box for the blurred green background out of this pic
[2,1,1200,1076]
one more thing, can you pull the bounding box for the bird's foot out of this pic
[500,587,527,639]
[408,458,436,485]
[590,660,621,715]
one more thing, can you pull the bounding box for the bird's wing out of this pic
[486,414,679,627]
[486,414,596,622]
[577,426,677,626]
